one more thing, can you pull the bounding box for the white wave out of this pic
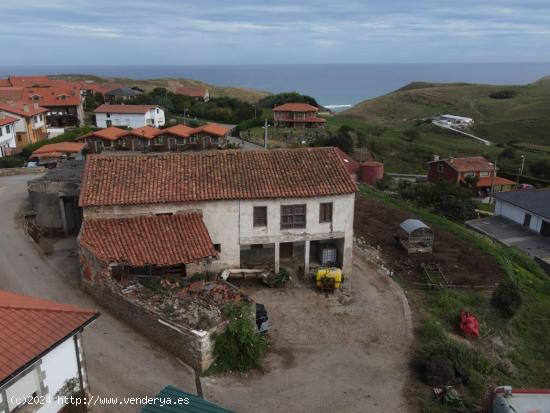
[324,104,353,109]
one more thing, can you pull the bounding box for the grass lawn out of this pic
[358,185,550,411]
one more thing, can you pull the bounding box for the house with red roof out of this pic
[0,290,98,412]
[78,148,356,277]
[24,87,84,127]
[0,102,48,149]
[176,86,210,102]
[94,104,165,128]
[0,113,19,157]
[79,123,230,153]
[428,156,516,196]
[29,142,87,166]
[273,103,326,128]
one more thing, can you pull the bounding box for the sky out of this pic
[3,0,550,65]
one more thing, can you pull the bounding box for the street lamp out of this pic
[517,155,526,186]
[183,108,189,126]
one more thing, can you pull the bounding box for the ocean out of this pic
[2,63,550,109]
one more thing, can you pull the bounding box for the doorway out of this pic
[280,242,293,258]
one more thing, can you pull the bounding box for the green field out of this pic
[342,80,550,146]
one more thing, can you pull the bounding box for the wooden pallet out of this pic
[421,263,449,289]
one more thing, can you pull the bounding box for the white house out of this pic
[93,104,165,128]
[0,290,99,413]
[78,148,357,276]
[0,103,48,149]
[437,114,474,125]
[494,189,550,236]
[0,114,18,157]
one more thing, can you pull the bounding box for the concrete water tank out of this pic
[360,161,384,185]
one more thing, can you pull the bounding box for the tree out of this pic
[404,128,420,142]
[94,92,104,104]
[529,159,550,180]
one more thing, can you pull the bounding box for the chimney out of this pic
[23,104,29,113]
[449,156,454,163]
[433,154,439,161]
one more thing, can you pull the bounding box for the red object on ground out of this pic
[460,310,479,337]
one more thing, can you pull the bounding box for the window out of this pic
[5,125,10,133]
[156,108,160,114]
[281,204,306,229]
[253,206,267,227]
[214,244,221,253]
[320,202,333,223]
[436,163,444,172]
[106,113,111,118]
[480,171,489,177]
[464,172,475,177]
[0,127,2,137]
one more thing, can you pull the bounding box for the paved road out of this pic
[433,121,492,145]
[0,174,197,412]
[227,136,264,150]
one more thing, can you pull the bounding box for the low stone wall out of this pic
[0,167,46,176]
[79,247,221,371]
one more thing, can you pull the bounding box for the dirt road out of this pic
[204,247,414,413]
[0,175,197,412]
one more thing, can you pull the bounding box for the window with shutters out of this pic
[319,202,333,223]
[253,206,267,227]
[281,204,306,229]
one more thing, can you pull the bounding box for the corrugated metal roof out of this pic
[141,386,234,413]
[399,219,430,234]
[493,189,550,220]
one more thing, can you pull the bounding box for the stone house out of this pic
[78,147,357,277]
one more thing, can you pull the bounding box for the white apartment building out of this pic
[93,104,165,128]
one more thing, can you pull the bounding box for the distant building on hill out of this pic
[436,114,474,126]
[104,87,143,103]
[428,155,515,196]
[93,104,165,128]
[176,86,209,102]
[273,103,326,128]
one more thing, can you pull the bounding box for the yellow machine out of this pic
[315,267,343,291]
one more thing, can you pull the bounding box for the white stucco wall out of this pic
[495,200,543,232]
[96,107,164,128]
[0,123,17,154]
[83,193,355,273]
[1,335,80,413]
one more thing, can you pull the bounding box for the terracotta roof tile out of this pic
[0,102,48,117]
[432,156,496,172]
[0,290,98,384]
[273,103,319,112]
[32,142,86,155]
[94,104,159,114]
[79,213,217,266]
[8,76,51,88]
[79,148,357,207]
[476,176,516,187]
[129,125,163,139]
[192,123,230,137]
[176,87,208,97]
[161,124,195,138]
[23,86,82,107]
[0,115,18,127]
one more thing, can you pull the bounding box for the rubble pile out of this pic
[119,278,248,330]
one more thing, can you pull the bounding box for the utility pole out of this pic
[253,105,257,120]
[490,158,497,204]
[264,118,268,150]
[516,155,526,186]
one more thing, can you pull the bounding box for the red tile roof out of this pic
[79,148,357,207]
[0,290,98,384]
[94,104,159,114]
[93,126,129,141]
[432,156,496,172]
[80,213,217,266]
[0,87,24,103]
[335,148,360,175]
[0,115,18,127]
[129,125,163,139]
[8,76,51,88]
[193,123,230,137]
[0,102,48,117]
[0,79,10,87]
[161,124,195,138]
[23,87,82,107]
[476,176,516,187]
[273,103,319,112]
[176,87,208,98]
[31,142,86,157]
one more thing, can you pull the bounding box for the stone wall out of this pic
[79,246,222,372]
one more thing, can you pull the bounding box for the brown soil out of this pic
[354,196,504,286]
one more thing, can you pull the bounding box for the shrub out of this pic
[404,128,420,142]
[0,155,25,168]
[489,90,517,99]
[208,302,269,373]
[492,277,522,318]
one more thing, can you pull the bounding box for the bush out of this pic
[492,277,522,318]
[208,302,269,373]
[0,155,25,168]
[489,90,517,99]
[404,128,420,142]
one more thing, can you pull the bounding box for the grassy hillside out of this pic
[51,74,270,103]
[342,80,550,145]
